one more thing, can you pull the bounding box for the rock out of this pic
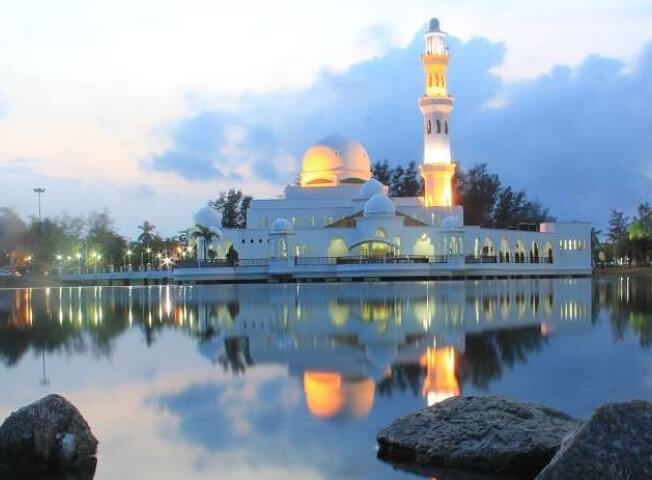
[0,394,98,473]
[377,395,580,477]
[535,400,652,480]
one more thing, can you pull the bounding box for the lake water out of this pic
[1,276,651,479]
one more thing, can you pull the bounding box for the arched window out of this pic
[445,121,449,134]
[436,119,441,134]
[427,120,432,134]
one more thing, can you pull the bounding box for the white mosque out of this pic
[183,18,591,282]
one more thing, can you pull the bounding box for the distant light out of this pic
[56,254,63,260]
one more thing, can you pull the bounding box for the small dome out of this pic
[364,193,396,217]
[194,206,222,229]
[441,215,461,229]
[271,217,293,233]
[359,178,385,198]
[300,134,371,186]
[428,18,441,33]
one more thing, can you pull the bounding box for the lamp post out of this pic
[33,187,46,228]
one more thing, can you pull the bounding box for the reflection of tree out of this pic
[461,326,547,390]
[377,364,423,397]
[0,288,213,366]
[600,276,652,347]
[219,337,253,374]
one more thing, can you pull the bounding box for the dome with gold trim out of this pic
[300,134,371,187]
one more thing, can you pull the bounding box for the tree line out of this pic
[605,203,652,263]
[372,160,552,227]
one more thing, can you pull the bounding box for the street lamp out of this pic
[125,249,132,271]
[33,187,46,226]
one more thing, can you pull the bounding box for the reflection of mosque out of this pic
[189,280,592,418]
[0,280,592,417]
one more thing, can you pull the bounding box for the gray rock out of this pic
[377,395,580,476]
[0,394,98,472]
[536,400,652,480]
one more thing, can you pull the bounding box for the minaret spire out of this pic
[420,18,456,208]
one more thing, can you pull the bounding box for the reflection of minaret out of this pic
[420,345,460,406]
[419,18,456,208]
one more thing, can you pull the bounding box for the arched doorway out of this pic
[530,241,540,263]
[515,240,526,263]
[413,234,435,257]
[544,241,554,263]
[327,238,348,258]
[499,238,510,263]
[350,238,399,257]
[482,238,495,258]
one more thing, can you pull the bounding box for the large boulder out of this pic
[536,400,652,479]
[0,394,98,473]
[377,396,580,477]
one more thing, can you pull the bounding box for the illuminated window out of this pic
[427,120,432,134]
[436,119,441,133]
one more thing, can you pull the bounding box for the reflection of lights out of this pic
[420,346,460,407]
[328,301,349,327]
[540,323,555,336]
[303,371,375,419]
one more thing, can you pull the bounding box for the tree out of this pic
[607,210,628,243]
[86,209,126,265]
[0,208,26,265]
[137,220,158,245]
[608,209,629,259]
[389,165,405,197]
[371,160,392,185]
[493,186,527,228]
[238,195,252,228]
[208,189,251,228]
[401,161,422,197]
[457,164,501,227]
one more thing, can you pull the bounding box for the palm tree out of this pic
[191,226,220,260]
[137,220,158,245]
[591,228,603,267]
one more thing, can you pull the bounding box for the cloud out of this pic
[149,29,652,228]
[142,111,294,184]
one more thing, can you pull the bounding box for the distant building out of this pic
[188,18,591,281]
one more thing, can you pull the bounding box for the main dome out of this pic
[300,134,371,187]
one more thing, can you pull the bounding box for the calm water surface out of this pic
[1,277,651,479]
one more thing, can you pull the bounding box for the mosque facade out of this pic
[188,18,591,281]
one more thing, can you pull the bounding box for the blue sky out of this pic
[1,1,652,235]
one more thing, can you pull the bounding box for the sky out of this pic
[1,0,652,237]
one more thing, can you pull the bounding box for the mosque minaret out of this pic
[419,18,456,208]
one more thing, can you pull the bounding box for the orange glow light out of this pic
[420,346,460,406]
[303,371,375,419]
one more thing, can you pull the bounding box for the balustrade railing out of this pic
[466,255,554,265]
[295,255,448,266]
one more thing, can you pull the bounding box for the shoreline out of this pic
[1,267,650,289]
